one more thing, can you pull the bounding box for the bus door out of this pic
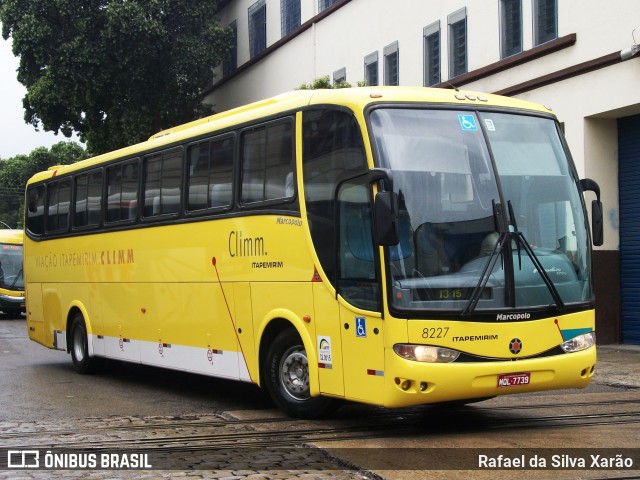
[336,177,385,404]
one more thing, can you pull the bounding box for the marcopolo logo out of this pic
[496,312,531,321]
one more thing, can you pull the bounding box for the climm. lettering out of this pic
[229,231,267,257]
[101,249,134,265]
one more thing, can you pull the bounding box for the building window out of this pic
[383,41,399,86]
[364,51,379,86]
[318,0,337,13]
[501,0,522,58]
[423,21,441,86]
[223,20,238,77]
[248,0,267,58]
[333,67,346,85]
[281,0,301,37]
[533,0,557,46]
[448,8,467,78]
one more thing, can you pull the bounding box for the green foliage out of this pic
[0,0,233,155]
[0,141,87,228]
[296,76,367,90]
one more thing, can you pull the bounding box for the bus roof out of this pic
[0,229,24,245]
[28,86,552,183]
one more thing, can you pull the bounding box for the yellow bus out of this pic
[0,228,25,317]
[24,87,603,418]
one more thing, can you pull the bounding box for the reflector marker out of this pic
[311,267,322,282]
[367,369,384,376]
[318,363,332,369]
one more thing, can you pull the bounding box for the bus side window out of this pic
[241,120,294,204]
[337,179,380,311]
[143,148,183,218]
[302,108,368,286]
[27,186,45,236]
[107,161,139,223]
[187,135,234,212]
[74,170,103,229]
[46,179,71,233]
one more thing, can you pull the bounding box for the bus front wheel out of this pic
[263,329,338,419]
[70,314,98,374]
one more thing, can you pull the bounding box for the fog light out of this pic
[560,332,595,353]
[420,382,428,392]
[401,380,412,391]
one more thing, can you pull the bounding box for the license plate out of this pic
[497,372,530,387]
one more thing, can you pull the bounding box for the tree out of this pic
[296,76,367,90]
[0,0,232,155]
[0,141,87,228]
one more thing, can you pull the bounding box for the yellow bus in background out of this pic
[0,228,25,317]
[24,87,603,418]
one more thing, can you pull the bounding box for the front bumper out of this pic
[382,345,596,407]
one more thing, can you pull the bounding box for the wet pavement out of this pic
[0,313,638,480]
[593,344,640,389]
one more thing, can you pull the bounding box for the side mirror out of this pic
[368,169,399,246]
[580,178,603,247]
[374,190,399,246]
[590,199,603,246]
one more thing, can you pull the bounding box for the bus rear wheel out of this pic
[263,328,338,419]
[70,313,98,374]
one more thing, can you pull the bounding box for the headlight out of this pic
[393,344,460,363]
[561,332,595,353]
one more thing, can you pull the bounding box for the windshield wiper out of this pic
[512,232,565,311]
[461,231,506,316]
[507,200,565,311]
[10,268,23,289]
[462,200,565,316]
[462,200,508,316]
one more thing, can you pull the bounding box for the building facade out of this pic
[206,0,640,344]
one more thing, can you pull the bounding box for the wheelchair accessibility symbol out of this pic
[458,114,478,131]
[355,317,367,338]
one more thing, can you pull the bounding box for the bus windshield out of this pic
[369,108,591,315]
[0,243,24,291]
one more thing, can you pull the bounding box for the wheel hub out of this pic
[280,347,310,400]
[72,326,85,362]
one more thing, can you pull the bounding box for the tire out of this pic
[262,329,339,419]
[69,313,99,374]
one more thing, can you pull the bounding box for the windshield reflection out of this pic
[369,108,591,315]
[0,244,24,290]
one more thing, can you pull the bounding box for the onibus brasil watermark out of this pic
[6,450,151,470]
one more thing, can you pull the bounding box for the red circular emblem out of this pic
[509,338,522,354]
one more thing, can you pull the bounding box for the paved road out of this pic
[1,316,639,480]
